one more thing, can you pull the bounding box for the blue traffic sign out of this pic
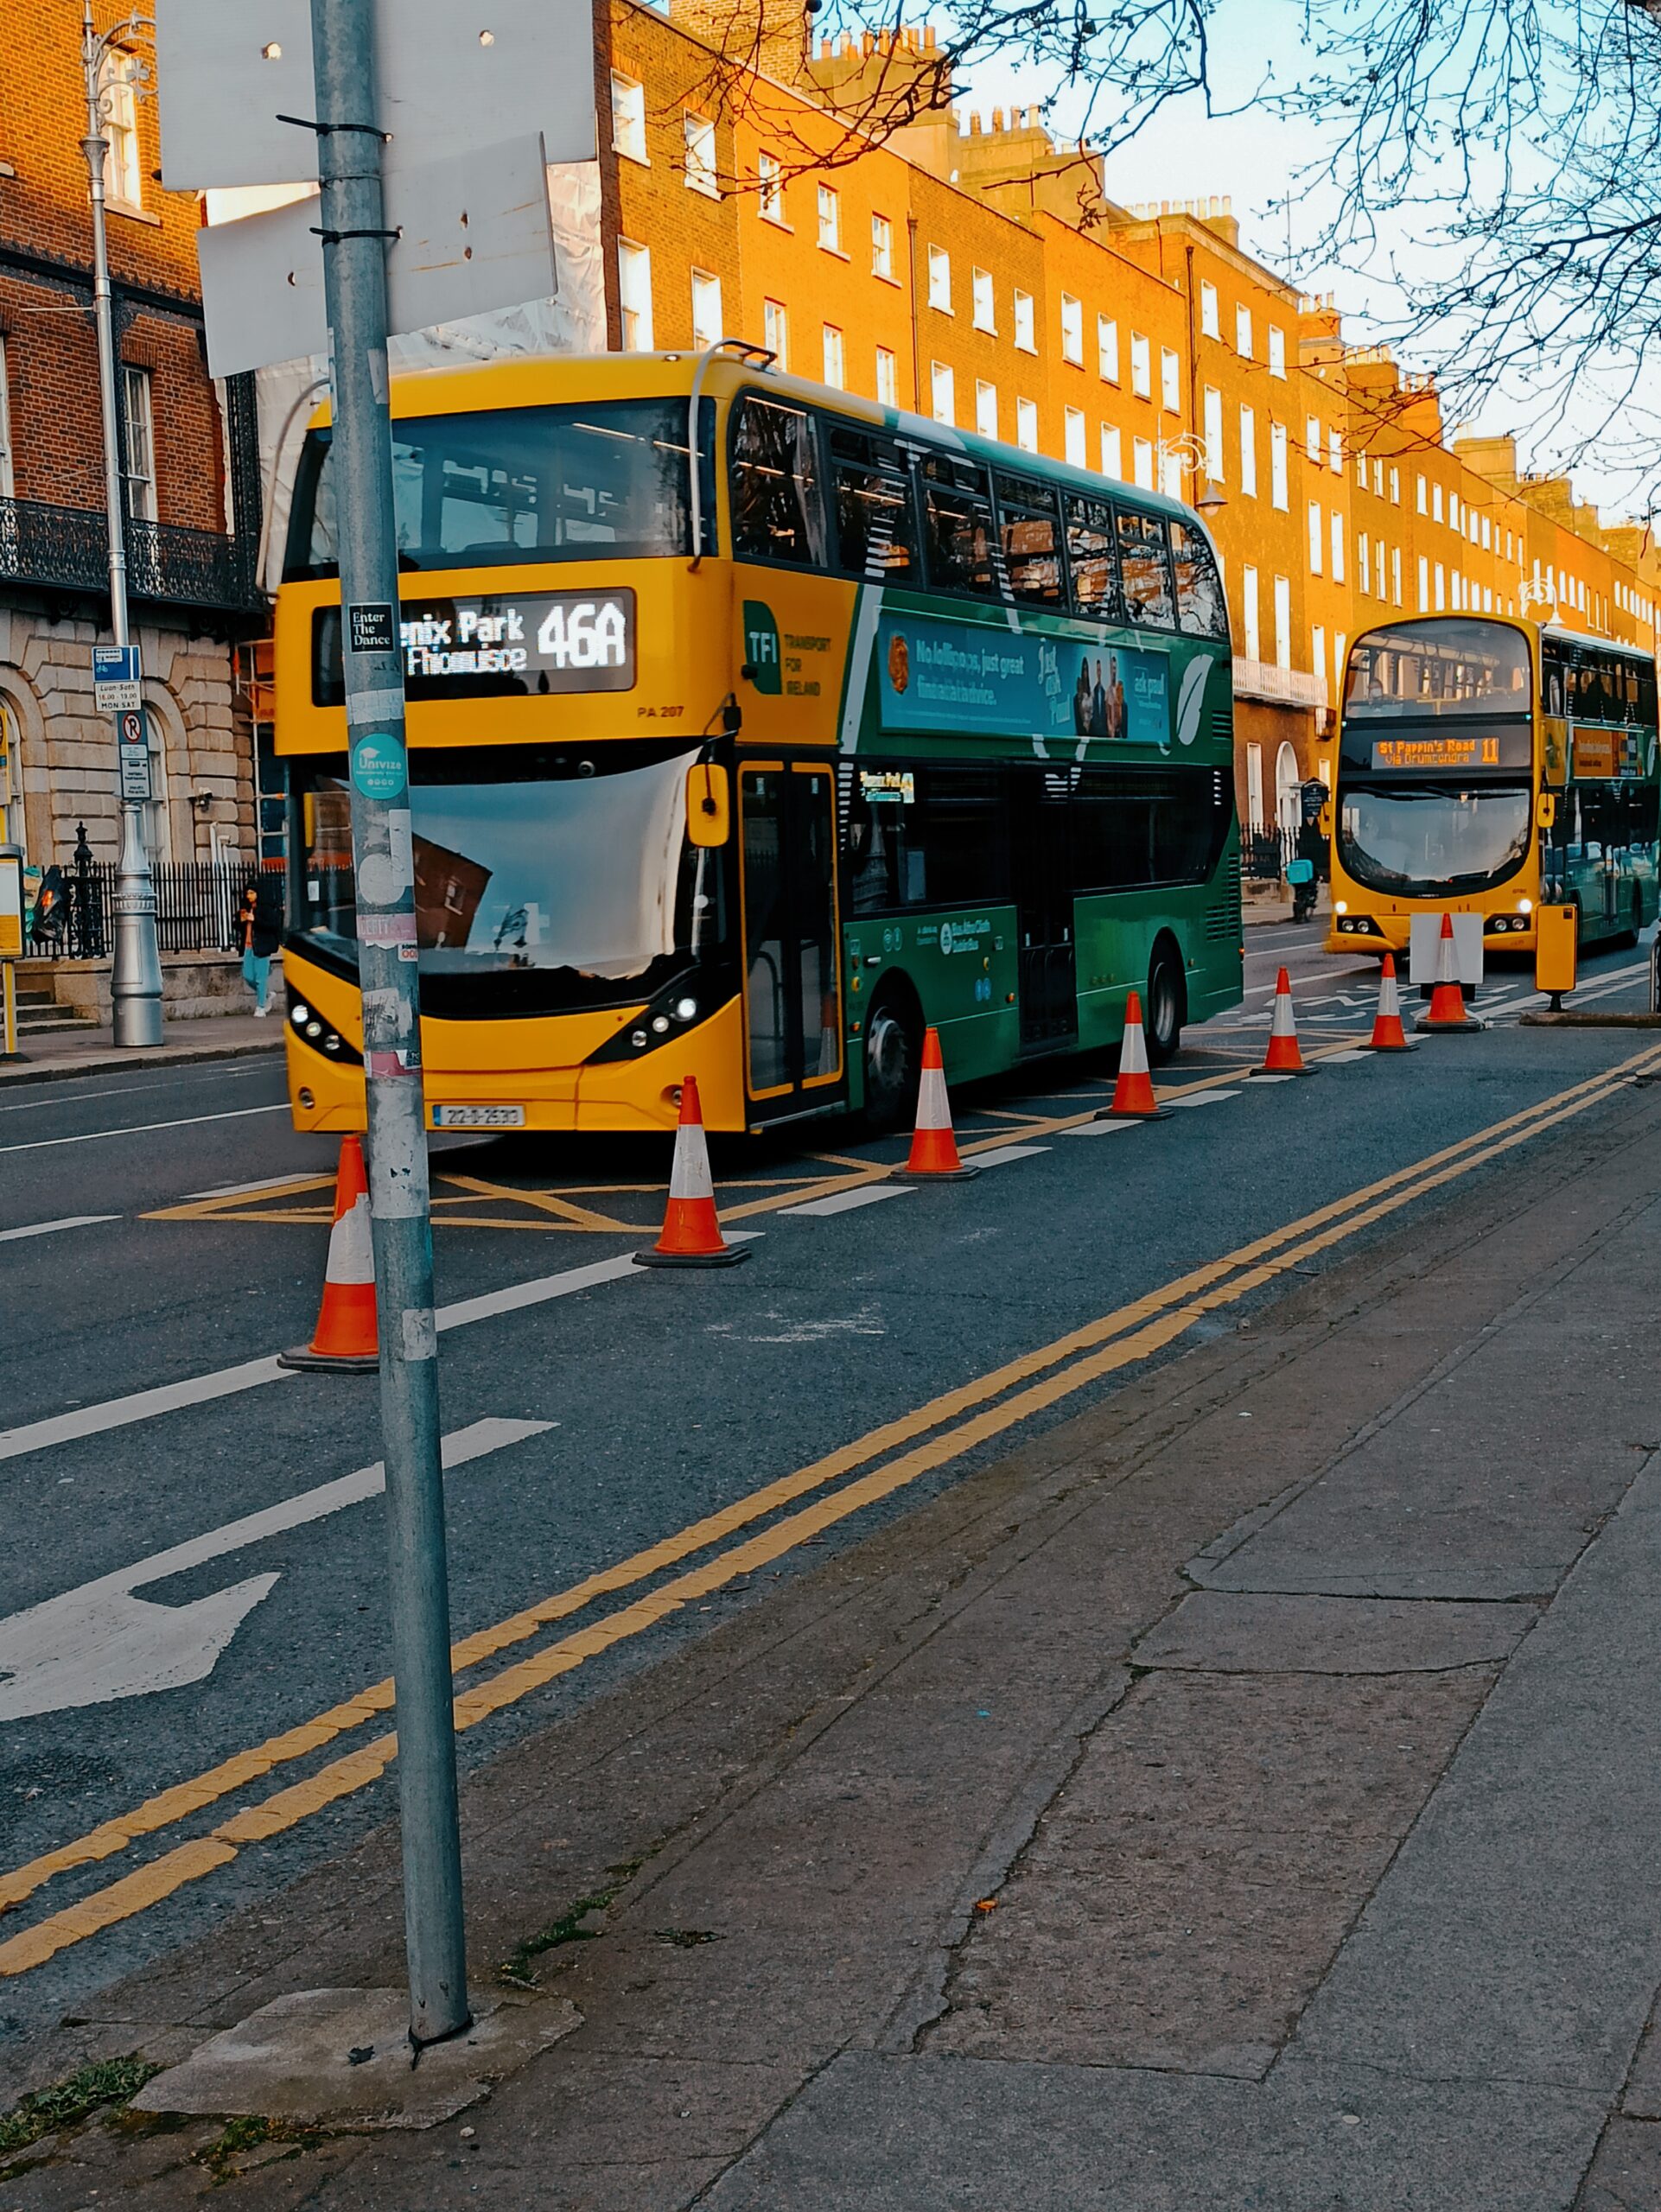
[92,645,140,685]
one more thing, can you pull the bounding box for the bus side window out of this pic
[730,395,827,567]
[1169,520,1229,641]
[829,427,919,582]
[1115,508,1175,627]
[918,454,1002,600]
[995,474,1065,607]
[1065,497,1122,624]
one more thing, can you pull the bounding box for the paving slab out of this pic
[1133,1589,1537,1673]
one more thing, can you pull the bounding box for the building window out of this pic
[1242,564,1261,659]
[1308,501,1323,575]
[1064,406,1085,466]
[100,51,145,207]
[1270,420,1289,511]
[1431,482,1444,524]
[1132,436,1155,490]
[875,346,898,405]
[1330,512,1346,583]
[122,365,156,521]
[1016,397,1039,453]
[1417,554,1429,610]
[758,152,784,224]
[871,213,894,280]
[1160,449,1182,501]
[1390,466,1401,505]
[1334,631,1347,696]
[1200,279,1219,340]
[1098,315,1119,382]
[1267,325,1286,378]
[972,266,996,334]
[690,269,722,348]
[1160,346,1181,413]
[1306,414,1321,465]
[1328,428,1342,476]
[931,359,954,425]
[1202,385,1223,482]
[1356,448,1368,489]
[1245,739,1263,829]
[1481,513,1492,550]
[976,379,998,439]
[1060,293,1083,365]
[684,111,717,195]
[763,297,788,367]
[927,245,951,311]
[1100,423,1122,479]
[1014,289,1035,353]
[143,709,171,863]
[1416,473,1429,514]
[1449,490,1461,531]
[1130,332,1151,399]
[1392,546,1402,604]
[610,74,647,164]
[1374,458,1384,497]
[822,324,844,388]
[1312,624,1326,690]
[0,338,12,499]
[1235,303,1252,358]
[0,697,22,855]
[817,184,841,252]
[1358,533,1371,595]
[617,242,653,349]
[1273,573,1291,669]
[1434,562,1446,610]
[1238,404,1257,497]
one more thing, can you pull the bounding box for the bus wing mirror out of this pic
[1317,803,1333,839]
[687,761,730,848]
[1537,792,1556,830]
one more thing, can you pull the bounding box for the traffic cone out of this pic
[1363,953,1416,1052]
[1258,967,1315,1074]
[1416,912,1485,1033]
[1095,991,1172,1120]
[894,1027,978,1179]
[635,1076,751,1267]
[277,1135,379,1372]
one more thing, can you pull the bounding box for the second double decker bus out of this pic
[277,346,1243,1135]
[1327,614,1659,962]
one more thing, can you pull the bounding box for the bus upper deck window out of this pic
[730,396,828,568]
[829,426,918,582]
[1169,519,1228,641]
[920,454,1000,600]
[1065,496,1123,625]
[1115,508,1174,627]
[996,474,1064,607]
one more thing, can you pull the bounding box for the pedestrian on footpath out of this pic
[239,879,280,1016]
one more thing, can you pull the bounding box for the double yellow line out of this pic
[3,1044,1656,1980]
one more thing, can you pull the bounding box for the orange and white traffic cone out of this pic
[277,1135,379,1372]
[894,1026,978,1180]
[1416,912,1485,1033]
[635,1076,751,1267]
[1257,967,1315,1075]
[1363,953,1416,1052]
[1095,991,1172,1121]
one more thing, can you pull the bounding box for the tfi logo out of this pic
[743,601,782,695]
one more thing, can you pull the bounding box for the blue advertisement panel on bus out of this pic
[875,612,1170,747]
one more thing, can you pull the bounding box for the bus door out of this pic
[1011,770,1078,1052]
[737,762,846,1125]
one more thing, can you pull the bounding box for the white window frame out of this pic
[875,346,898,406]
[617,241,653,350]
[758,152,785,225]
[1392,546,1402,605]
[1312,624,1326,689]
[971,266,996,334]
[1238,404,1257,498]
[690,268,722,349]
[871,213,894,280]
[1160,346,1181,414]
[1013,289,1036,354]
[1016,397,1039,454]
[1132,436,1155,491]
[1099,423,1123,480]
[1330,512,1346,584]
[611,73,647,165]
[1242,565,1261,660]
[1267,324,1286,378]
[1130,332,1152,399]
[976,379,998,440]
[1060,293,1083,365]
[931,359,955,426]
[1328,428,1342,476]
[100,51,145,208]
[821,323,844,388]
[1235,303,1253,358]
[0,337,13,500]
[816,184,841,253]
[683,111,717,196]
[1273,573,1292,670]
[763,296,788,369]
[1064,405,1086,466]
[123,364,157,523]
[1306,414,1321,465]
[1308,501,1323,575]
[1098,314,1119,383]
[927,245,951,312]
[1201,385,1223,482]
[1270,420,1289,511]
[1358,533,1371,595]
[1200,279,1219,340]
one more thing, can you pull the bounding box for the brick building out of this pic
[0,4,263,926]
[595,0,1661,833]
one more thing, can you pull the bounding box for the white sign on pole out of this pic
[197,131,558,378]
[155,0,596,189]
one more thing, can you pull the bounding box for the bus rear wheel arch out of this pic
[1145,933,1187,1064]
[862,979,923,1132]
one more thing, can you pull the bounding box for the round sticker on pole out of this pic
[352,734,406,802]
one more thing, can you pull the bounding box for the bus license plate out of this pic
[431,1104,525,1128]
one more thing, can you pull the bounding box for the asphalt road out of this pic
[0,922,1654,2043]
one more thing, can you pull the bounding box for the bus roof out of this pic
[305,348,1212,536]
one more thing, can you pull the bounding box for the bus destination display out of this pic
[1369,730,1531,772]
[313,588,636,705]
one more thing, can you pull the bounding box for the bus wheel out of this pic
[1145,939,1186,1065]
[862,988,921,1132]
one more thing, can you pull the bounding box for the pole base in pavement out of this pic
[633,1243,752,1268]
[1094,1104,1174,1122]
[891,1163,980,1181]
[277,1345,379,1373]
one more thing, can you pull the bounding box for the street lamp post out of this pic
[81,0,163,1048]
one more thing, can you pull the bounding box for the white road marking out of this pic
[0,1418,550,1720]
[0,1062,276,1116]
[183,1171,322,1200]
[1249,1071,1299,1084]
[0,1103,290,1157]
[0,1214,119,1243]
[1060,1117,1136,1139]
[783,1185,914,1217]
[1167,1089,1241,1109]
[970,1143,1052,1167]
[1321,1051,1374,1065]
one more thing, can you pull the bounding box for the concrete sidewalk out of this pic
[0,1010,281,1086]
[8,1071,1661,2207]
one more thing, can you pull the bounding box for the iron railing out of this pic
[27,854,281,959]
[1243,826,1301,881]
[0,497,263,613]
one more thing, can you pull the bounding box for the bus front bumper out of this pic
[1326,913,1537,958]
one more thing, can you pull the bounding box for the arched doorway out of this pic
[1275,741,1301,832]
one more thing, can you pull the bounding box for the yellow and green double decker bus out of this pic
[276,347,1243,1135]
[1328,614,1659,962]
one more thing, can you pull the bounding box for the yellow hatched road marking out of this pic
[2,1043,1655,1977]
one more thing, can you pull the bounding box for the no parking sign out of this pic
[117,707,151,801]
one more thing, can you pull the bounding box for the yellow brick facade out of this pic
[602,2,1661,830]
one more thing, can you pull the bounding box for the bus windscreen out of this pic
[1343,620,1531,722]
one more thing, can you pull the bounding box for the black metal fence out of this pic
[0,497,262,614]
[27,842,282,960]
[1242,826,1301,882]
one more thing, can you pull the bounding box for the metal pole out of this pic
[82,0,163,1048]
[309,0,469,2046]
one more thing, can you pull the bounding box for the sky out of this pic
[958,0,1651,526]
